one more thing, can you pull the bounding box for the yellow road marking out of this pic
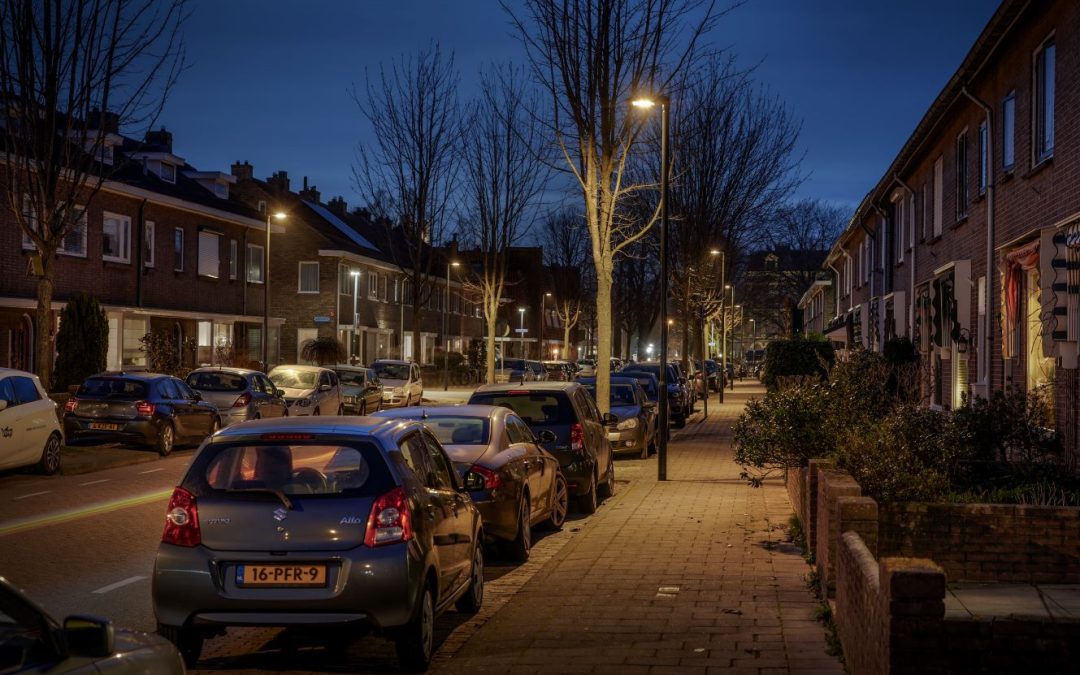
[0,488,173,538]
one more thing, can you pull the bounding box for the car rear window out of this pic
[270,369,318,389]
[583,383,636,406]
[186,442,393,498]
[499,359,526,370]
[78,377,148,399]
[336,370,366,386]
[187,372,247,392]
[422,416,491,445]
[468,392,574,425]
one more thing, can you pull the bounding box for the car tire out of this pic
[674,414,686,429]
[503,495,531,562]
[395,582,435,672]
[156,421,175,457]
[359,401,367,416]
[313,407,321,416]
[337,405,344,416]
[540,473,568,531]
[455,543,484,614]
[37,433,62,475]
[597,457,615,499]
[575,472,598,514]
[158,623,203,669]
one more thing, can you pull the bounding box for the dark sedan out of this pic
[578,376,657,459]
[64,373,220,455]
[620,363,688,427]
[333,365,383,415]
[375,405,568,561]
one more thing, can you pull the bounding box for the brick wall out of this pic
[784,466,806,530]
[815,467,863,597]
[835,531,887,675]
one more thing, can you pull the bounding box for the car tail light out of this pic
[64,398,78,413]
[136,401,155,416]
[466,464,503,490]
[161,487,200,547]
[232,392,252,408]
[570,422,585,454]
[365,486,413,547]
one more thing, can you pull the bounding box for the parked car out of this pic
[267,365,343,417]
[526,361,547,381]
[467,382,615,514]
[493,358,533,384]
[0,368,63,474]
[620,363,688,427]
[0,575,185,674]
[578,376,657,459]
[695,359,722,392]
[152,416,484,671]
[542,360,574,382]
[371,359,423,408]
[575,359,596,377]
[375,405,568,561]
[333,365,383,415]
[64,372,220,455]
[186,367,288,426]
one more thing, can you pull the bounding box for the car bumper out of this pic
[607,427,646,453]
[555,456,597,497]
[284,400,317,416]
[218,408,252,427]
[153,542,422,632]
[63,417,159,445]
[468,492,518,542]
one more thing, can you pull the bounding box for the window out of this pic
[298,261,319,293]
[257,200,267,214]
[1002,93,1016,170]
[956,131,969,219]
[102,212,131,263]
[393,278,400,303]
[173,228,185,271]
[142,221,155,267]
[402,278,411,305]
[933,156,944,237]
[1033,37,1055,164]
[857,242,863,287]
[11,376,41,405]
[893,195,905,263]
[197,231,221,278]
[339,265,353,294]
[921,182,930,241]
[60,209,88,257]
[978,121,988,195]
[368,271,378,299]
[380,274,388,301]
[247,243,264,283]
[160,162,176,183]
[229,240,238,279]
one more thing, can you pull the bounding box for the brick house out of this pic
[740,246,828,351]
[1,126,276,376]
[798,278,834,338]
[815,0,1080,455]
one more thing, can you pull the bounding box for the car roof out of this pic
[473,381,578,393]
[372,359,412,365]
[188,367,259,376]
[269,364,327,372]
[209,415,423,444]
[88,371,170,381]
[374,404,504,420]
[331,364,369,372]
[0,367,37,378]
[577,376,640,386]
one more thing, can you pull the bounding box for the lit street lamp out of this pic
[443,260,460,391]
[262,211,287,369]
[518,307,527,359]
[709,248,723,405]
[541,292,551,360]
[350,269,360,364]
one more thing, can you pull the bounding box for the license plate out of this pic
[236,564,327,587]
[89,422,121,431]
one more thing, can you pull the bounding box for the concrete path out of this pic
[434,381,842,675]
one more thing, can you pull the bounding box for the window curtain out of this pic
[1000,241,1039,358]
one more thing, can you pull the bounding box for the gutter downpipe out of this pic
[869,207,886,349]
[136,199,147,307]
[962,85,993,397]
[827,258,843,318]
[893,174,917,336]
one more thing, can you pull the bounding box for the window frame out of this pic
[367,271,378,299]
[102,211,132,264]
[246,243,264,283]
[1032,36,1055,165]
[1002,92,1016,171]
[229,239,238,280]
[197,230,222,279]
[298,261,320,294]
[339,265,353,295]
[143,221,155,267]
[173,227,185,272]
[932,156,944,238]
[977,120,988,196]
[955,130,969,220]
[160,162,177,183]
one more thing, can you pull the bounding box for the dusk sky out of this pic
[162,0,999,216]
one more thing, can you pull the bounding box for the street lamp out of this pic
[351,270,360,365]
[541,292,551,360]
[709,248,723,405]
[750,318,757,367]
[517,307,527,359]
[723,284,735,391]
[262,211,287,369]
[443,260,460,391]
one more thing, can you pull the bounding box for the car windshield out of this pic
[624,365,677,382]
[269,369,318,389]
[194,443,392,497]
[78,377,148,399]
[372,363,410,380]
[469,392,574,425]
[584,384,636,406]
[418,416,491,446]
[187,371,246,392]
[498,359,526,370]
[336,370,366,386]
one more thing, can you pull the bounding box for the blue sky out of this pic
[161,0,999,214]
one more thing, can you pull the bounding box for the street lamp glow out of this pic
[451,261,460,268]
[272,211,287,221]
[725,284,731,289]
[350,270,360,277]
[710,249,721,256]
[631,97,657,109]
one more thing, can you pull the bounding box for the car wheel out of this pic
[337,405,345,416]
[503,495,531,562]
[313,407,321,416]
[455,544,484,614]
[37,433,61,475]
[575,472,598,515]
[540,473,568,531]
[674,414,686,429]
[395,582,434,672]
[158,623,203,669]
[598,457,615,499]
[359,401,367,416]
[156,421,175,457]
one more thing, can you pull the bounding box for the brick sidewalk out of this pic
[434,381,842,675]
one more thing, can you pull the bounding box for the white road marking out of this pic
[13,491,51,500]
[92,575,146,595]
[79,479,110,486]
[138,468,165,474]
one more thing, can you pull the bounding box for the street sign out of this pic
[313,315,331,324]
[513,328,528,334]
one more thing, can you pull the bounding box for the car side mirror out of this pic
[319,384,332,392]
[275,388,286,397]
[63,615,114,658]
[602,412,618,425]
[191,391,202,401]
[537,429,557,444]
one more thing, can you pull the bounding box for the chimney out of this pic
[231,160,253,181]
[266,170,290,195]
[298,176,321,204]
[327,196,348,217]
[145,127,173,153]
[86,109,120,134]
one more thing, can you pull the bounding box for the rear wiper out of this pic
[226,487,293,510]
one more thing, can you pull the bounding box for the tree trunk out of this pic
[594,265,613,414]
[485,308,497,384]
[411,303,421,364]
[563,321,571,360]
[34,259,55,387]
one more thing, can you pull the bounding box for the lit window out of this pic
[198,230,221,278]
[368,271,378,299]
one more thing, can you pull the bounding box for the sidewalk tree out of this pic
[353,43,460,360]
[300,336,346,367]
[542,208,590,360]
[506,0,718,412]
[53,293,108,392]
[458,67,550,384]
[0,0,187,386]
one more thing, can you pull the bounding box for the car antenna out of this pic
[421,408,428,420]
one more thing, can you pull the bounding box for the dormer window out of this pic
[99,144,114,165]
[160,162,176,183]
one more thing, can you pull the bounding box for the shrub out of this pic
[139,330,196,377]
[734,384,832,486]
[300,336,346,366]
[761,336,834,391]
[954,386,1060,464]
[53,293,108,392]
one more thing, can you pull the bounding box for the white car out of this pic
[267,365,343,416]
[0,368,63,474]
[371,359,424,408]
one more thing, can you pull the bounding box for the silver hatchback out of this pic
[186,367,288,427]
[152,416,484,672]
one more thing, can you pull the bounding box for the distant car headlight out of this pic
[616,418,638,430]
[393,387,405,395]
[297,398,312,407]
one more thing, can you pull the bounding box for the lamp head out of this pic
[450,261,461,267]
[724,284,731,289]
[272,212,287,221]
[631,97,657,109]
[710,249,721,256]
[350,270,360,277]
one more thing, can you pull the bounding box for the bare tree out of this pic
[0,0,187,385]
[506,0,719,412]
[458,67,551,383]
[542,208,590,359]
[353,43,460,360]
[613,230,661,359]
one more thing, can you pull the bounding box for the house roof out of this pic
[302,200,379,252]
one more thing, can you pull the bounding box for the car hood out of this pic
[280,387,315,399]
[442,443,489,468]
[112,627,184,672]
[610,404,641,420]
[340,384,364,396]
[381,378,407,389]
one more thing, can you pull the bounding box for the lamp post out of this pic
[443,260,460,391]
[709,248,723,404]
[750,318,757,368]
[632,91,670,480]
[540,292,551,361]
[262,211,287,370]
[723,284,735,391]
[351,270,360,364]
[517,307,527,359]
